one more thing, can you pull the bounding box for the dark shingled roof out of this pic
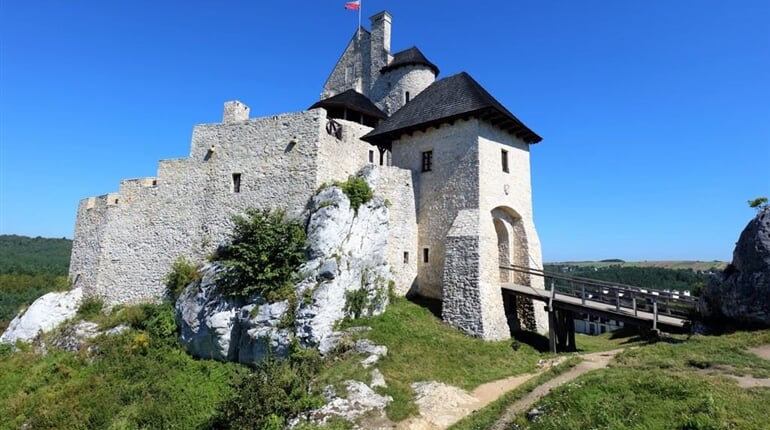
[362,72,543,147]
[381,46,439,76]
[309,89,387,120]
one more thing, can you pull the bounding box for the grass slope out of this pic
[507,330,770,429]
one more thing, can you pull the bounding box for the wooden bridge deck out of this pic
[501,283,690,332]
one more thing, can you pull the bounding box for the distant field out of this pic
[546,260,728,272]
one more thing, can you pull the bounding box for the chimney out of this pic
[369,11,392,74]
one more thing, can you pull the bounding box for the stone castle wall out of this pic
[70,108,383,305]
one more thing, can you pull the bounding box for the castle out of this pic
[69,11,548,340]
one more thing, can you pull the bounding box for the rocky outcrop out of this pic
[0,287,83,345]
[701,207,770,326]
[175,175,392,364]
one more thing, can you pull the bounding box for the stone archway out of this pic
[492,206,537,333]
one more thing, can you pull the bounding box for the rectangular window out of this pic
[232,173,241,193]
[501,149,509,173]
[421,150,433,172]
[403,252,409,264]
[368,150,374,164]
[423,248,429,263]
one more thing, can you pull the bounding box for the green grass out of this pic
[0,304,246,430]
[319,297,547,421]
[572,328,648,353]
[506,330,770,430]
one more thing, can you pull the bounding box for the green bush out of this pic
[76,296,104,319]
[164,257,201,300]
[344,288,368,320]
[338,177,373,212]
[212,351,324,429]
[216,208,306,300]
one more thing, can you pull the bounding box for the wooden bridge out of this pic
[500,265,698,352]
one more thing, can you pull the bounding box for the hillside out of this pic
[547,260,728,272]
[0,235,72,276]
[0,235,72,330]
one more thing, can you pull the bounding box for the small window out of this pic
[405,91,411,103]
[421,150,432,172]
[232,173,241,193]
[403,252,409,264]
[368,150,374,164]
[501,149,509,173]
[423,248,429,263]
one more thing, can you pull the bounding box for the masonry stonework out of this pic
[70,10,548,339]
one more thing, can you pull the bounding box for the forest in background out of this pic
[543,262,719,295]
[0,235,72,331]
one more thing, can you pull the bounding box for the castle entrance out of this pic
[492,206,537,333]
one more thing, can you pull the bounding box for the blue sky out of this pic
[1,1,768,262]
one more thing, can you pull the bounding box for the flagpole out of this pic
[358,0,362,41]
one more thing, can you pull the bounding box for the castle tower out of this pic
[363,72,548,339]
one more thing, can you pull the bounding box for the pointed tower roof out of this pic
[380,46,439,76]
[362,72,542,147]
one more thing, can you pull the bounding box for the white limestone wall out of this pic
[70,194,118,294]
[367,166,418,296]
[316,117,376,186]
[70,110,329,305]
[477,122,547,335]
[390,119,481,299]
[372,66,435,115]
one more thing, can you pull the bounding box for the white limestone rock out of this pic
[296,180,392,352]
[175,175,393,364]
[307,380,392,426]
[1,287,83,345]
[176,264,242,361]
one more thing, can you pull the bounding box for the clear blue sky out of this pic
[1,1,768,262]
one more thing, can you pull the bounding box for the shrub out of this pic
[76,296,104,319]
[217,208,306,300]
[164,257,201,300]
[344,288,368,320]
[338,177,372,212]
[212,352,324,429]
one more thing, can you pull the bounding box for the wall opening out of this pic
[232,173,242,193]
[403,252,409,264]
[405,91,411,103]
[368,150,374,164]
[493,206,536,332]
[501,149,509,173]
[494,218,510,283]
[422,248,429,263]
[421,150,433,172]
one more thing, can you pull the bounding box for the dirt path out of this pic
[488,349,623,430]
[748,344,770,360]
[392,350,622,430]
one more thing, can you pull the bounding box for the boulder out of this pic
[175,173,393,364]
[1,287,83,345]
[700,207,770,326]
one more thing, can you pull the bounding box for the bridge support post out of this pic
[548,306,557,353]
[547,308,577,353]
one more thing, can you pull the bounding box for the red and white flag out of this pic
[344,0,360,10]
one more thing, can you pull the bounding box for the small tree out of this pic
[216,208,306,300]
[748,196,769,213]
[164,257,200,300]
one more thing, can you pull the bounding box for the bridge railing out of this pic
[500,264,698,322]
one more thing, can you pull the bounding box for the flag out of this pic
[344,0,360,10]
